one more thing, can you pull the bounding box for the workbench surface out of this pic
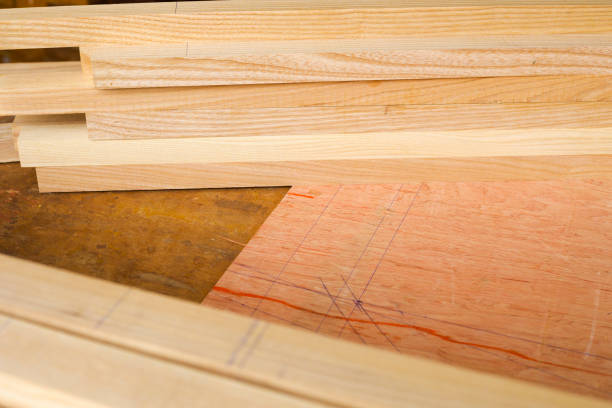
[0,163,287,302]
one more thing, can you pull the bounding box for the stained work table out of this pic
[0,162,288,302]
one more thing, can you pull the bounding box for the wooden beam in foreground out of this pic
[34,156,612,192]
[1,0,611,50]
[0,320,320,408]
[86,103,612,140]
[83,39,612,89]
[3,62,612,115]
[0,253,607,407]
[16,115,612,167]
[0,117,17,163]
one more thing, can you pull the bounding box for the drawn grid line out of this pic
[338,183,423,338]
[250,186,341,317]
[315,184,403,333]
[319,278,367,344]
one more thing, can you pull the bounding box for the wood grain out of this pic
[4,62,612,115]
[16,116,612,167]
[87,103,612,140]
[0,318,319,408]
[35,156,612,192]
[85,41,612,88]
[203,180,612,399]
[2,1,612,50]
[0,117,17,163]
[1,254,603,407]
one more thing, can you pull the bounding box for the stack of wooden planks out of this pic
[1,0,612,192]
[2,2,612,405]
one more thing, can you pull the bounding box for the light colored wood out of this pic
[0,117,17,163]
[84,40,612,88]
[85,35,612,58]
[1,1,611,50]
[3,62,612,115]
[16,115,612,167]
[0,253,607,408]
[203,181,612,399]
[0,317,320,408]
[87,103,612,140]
[34,156,612,192]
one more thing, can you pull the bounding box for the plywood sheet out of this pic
[204,180,612,399]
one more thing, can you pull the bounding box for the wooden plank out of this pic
[87,103,612,140]
[0,317,320,408]
[34,156,612,192]
[2,1,611,50]
[203,181,612,400]
[0,253,607,408]
[0,117,17,163]
[84,40,612,89]
[4,62,612,115]
[16,115,612,167]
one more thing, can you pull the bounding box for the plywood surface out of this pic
[4,62,612,115]
[204,180,612,399]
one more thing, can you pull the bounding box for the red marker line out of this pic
[287,192,315,199]
[212,285,611,378]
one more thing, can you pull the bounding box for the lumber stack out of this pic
[1,0,612,191]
